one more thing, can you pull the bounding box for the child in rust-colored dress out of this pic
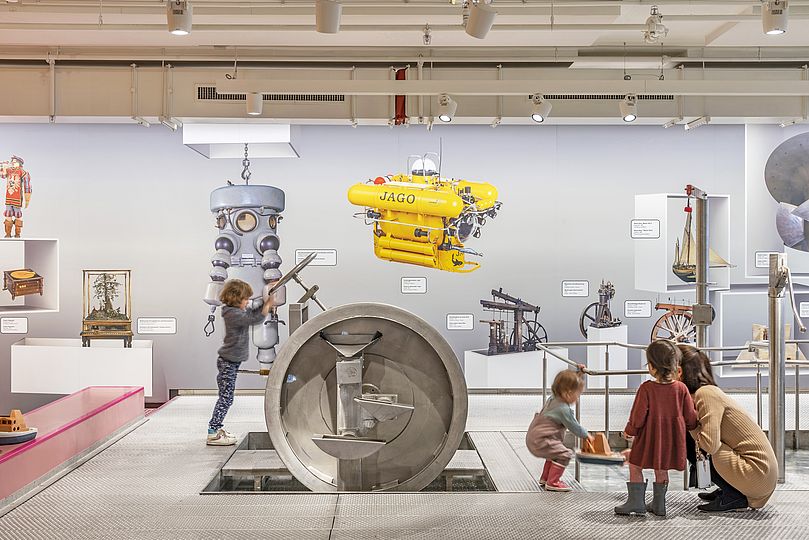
[526,367,594,492]
[615,340,699,517]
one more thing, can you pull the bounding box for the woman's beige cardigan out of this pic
[691,385,777,508]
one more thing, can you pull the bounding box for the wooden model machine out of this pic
[3,268,43,300]
[348,153,501,273]
[480,288,548,355]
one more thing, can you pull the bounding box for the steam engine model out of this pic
[348,154,501,273]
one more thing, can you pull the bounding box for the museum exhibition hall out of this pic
[4,0,809,538]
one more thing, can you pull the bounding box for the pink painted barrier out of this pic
[0,386,145,504]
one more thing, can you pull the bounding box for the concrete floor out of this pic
[1,394,809,539]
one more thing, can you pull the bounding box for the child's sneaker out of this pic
[207,428,237,446]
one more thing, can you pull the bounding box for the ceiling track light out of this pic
[530,94,552,123]
[437,93,457,123]
[779,119,801,128]
[684,116,711,131]
[619,94,638,123]
[643,5,669,44]
[167,0,192,35]
[662,117,682,129]
[464,0,497,40]
[316,0,342,34]
[246,92,263,116]
[763,0,788,35]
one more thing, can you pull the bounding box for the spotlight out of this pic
[619,95,638,123]
[662,117,681,129]
[530,94,552,123]
[316,0,342,34]
[643,5,669,44]
[780,119,800,127]
[684,116,711,130]
[437,94,457,123]
[167,0,192,35]
[246,92,263,116]
[465,0,497,40]
[763,0,788,35]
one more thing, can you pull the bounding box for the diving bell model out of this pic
[203,147,287,373]
[348,154,501,273]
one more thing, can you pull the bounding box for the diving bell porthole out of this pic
[215,215,227,230]
[235,211,258,233]
[268,215,278,229]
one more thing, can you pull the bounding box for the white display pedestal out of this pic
[464,347,570,390]
[11,338,153,396]
[586,326,628,389]
[0,238,59,315]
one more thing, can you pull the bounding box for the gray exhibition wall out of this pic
[0,123,758,412]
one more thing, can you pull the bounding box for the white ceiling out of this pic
[1,1,808,60]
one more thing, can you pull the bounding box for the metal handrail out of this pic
[533,340,809,485]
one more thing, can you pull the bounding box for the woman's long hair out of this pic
[677,344,717,394]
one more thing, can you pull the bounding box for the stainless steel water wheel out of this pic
[264,303,468,492]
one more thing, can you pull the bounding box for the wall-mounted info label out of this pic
[401,277,427,294]
[631,219,660,239]
[295,249,338,266]
[137,317,177,335]
[801,303,809,318]
[755,251,780,269]
[624,300,653,318]
[561,280,589,297]
[0,317,28,334]
[446,313,475,331]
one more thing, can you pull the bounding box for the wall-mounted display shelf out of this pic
[634,193,731,294]
[0,238,59,315]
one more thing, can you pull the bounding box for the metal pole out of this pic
[757,361,763,427]
[693,185,709,349]
[795,363,800,451]
[542,351,547,404]
[575,395,581,483]
[604,345,610,440]
[768,252,787,484]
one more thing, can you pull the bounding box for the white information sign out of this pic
[755,251,781,269]
[401,277,427,294]
[801,302,809,319]
[295,249,338,266]
[631,219,661,239]
[624,300,653,319]
[561,280,590,298]
[446,313,475,331]
[0,317,28,334]
[137,317,177,335]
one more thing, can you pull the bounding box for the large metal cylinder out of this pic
[265,303,468,492]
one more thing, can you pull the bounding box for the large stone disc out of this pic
[765,132,809,207]
[265,303,468,492]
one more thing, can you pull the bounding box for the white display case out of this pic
[11,338,153,396]
[716,287,809,378]
[0,238,59,314]
[586,325,628,389]
[463,347,570,390]
[634,193,731,294]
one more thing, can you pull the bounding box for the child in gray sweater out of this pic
[207,279,271,446]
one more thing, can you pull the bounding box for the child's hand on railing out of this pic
[621,431,634,441]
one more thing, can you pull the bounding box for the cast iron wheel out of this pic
[579,302,599,338]
[512,319,548,351]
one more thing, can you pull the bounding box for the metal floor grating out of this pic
[1,394,809,539]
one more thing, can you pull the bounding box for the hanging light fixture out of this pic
[465,0,497,40]
[763,0,788,35]
[619,94,638,123]
[316,0,342,34]
[530,94,552,123]
[246,93,263,116]
[437,94,458,123]
[167,0,192,35]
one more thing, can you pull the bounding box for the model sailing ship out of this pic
[672,197,732,283]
